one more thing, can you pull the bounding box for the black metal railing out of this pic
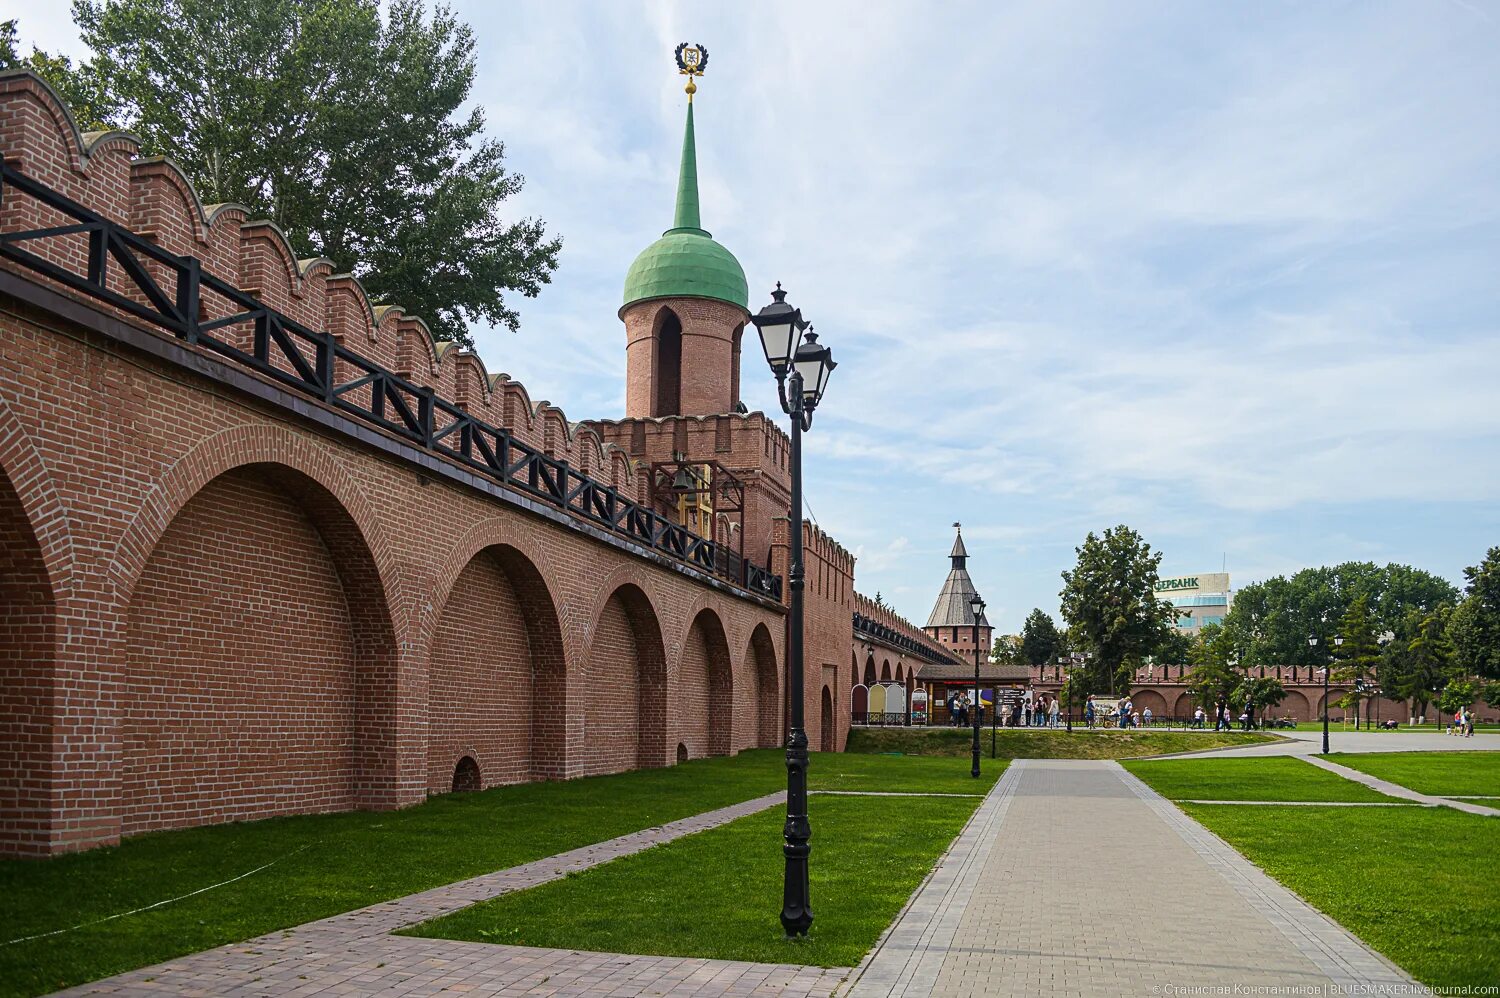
[853,612,955,664]
[851,712,909,727]
[0,164,781,597]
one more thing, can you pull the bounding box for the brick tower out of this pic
[924,524,992,659]
[620,93,750,417]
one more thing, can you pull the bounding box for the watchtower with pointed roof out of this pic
[620,85,750,419]
[924,524,993,659]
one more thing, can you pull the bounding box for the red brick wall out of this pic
[582,591,640,776]
[0,463,53,853]
[426,549,537,793]
[122,468,360,833]
[0,72,797,856]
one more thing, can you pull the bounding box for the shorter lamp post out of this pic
[1334,634,1346,729]
[968,592,985,778]
[1058,656,1071,733]
[1309,634,1327,753]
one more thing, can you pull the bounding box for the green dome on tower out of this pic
[622,101,748,312]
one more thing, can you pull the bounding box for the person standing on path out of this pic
[1050,696,1061,729]
[1085,695,1096,728]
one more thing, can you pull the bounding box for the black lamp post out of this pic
[1059,656,1072,732]
[968,592,985,778]
[1334,634,1346,731]
[750,283,835,939]
[1309,633,1326,753]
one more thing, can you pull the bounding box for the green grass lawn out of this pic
[0,749,982,997]
[404,789,988,968]
[847,726,1277,759]
[1328,752,1500,798]
[1123,757,1404,802]
[1184,804,1500,987]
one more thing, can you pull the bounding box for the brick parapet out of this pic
[0,70,641,497]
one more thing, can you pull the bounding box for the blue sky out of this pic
[25,1,1500,633]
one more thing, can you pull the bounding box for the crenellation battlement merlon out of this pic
[0,68,621,485]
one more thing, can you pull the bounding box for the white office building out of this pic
[1158,572,1232,636]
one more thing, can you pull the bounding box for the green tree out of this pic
[1154,627,1192,665]
[1391,604,1454,719]
[1437,679,1478,718]
[1184,623,1237,714]
[1232,676,1287,729]
[1223,562,1457,667]
[0,18,117,128]
[991,634,1023,666]
[1331,595,1382,728]
[9,2,560,347]
[1059,525,1175,695]
[1450,547,1500,680]
[1019,609,1061,667]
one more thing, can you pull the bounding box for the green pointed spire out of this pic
[669,102,704,234]
[621,84,747,313]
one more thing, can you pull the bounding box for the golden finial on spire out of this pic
[675,42,708,102]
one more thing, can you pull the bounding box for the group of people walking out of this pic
[944,688,1063,727]
[1450,707,1477,737]
[1081,695,1152,729]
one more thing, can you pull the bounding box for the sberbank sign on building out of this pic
[1156,577,1199,592]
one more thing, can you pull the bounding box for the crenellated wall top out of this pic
[0,69,642,496]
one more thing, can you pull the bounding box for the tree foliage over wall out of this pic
[1019,608,1061,666]
[1220,562,1457,668]
[2,2,560,348]
[1059,525,1175,695]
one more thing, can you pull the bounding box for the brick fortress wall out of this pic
[0,71,787,856]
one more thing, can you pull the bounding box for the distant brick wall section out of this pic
[0,72,787,857]
[773,520,855,754]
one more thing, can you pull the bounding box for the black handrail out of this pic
[0,163,780,597]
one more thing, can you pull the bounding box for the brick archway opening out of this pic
[122,463,397,835]
[880,659,892,682]
[748,623,781,749]
[0,462,55,855]
[653,308,683,417]
[584,583,668,775]
[428,543,566,789]
[820,685,834,752]
[863,655,876,688]
[676,742,688,764]
[452,756,481,793]
[678,608,734,758]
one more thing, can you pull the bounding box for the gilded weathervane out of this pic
[675,42,708,100]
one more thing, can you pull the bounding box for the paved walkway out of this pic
[56,792,849,997]
[1303,755,1500,817]
[1182,727,1500,758]
[846,759,1413,998]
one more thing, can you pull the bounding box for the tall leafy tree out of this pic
[1331,594,1382,727]
[1019,609,1061,667]
[8,2,559,347]
[1,19,117,127]
[1450,546,1500,680]
[1184,623,1238,713]
[1390,604,1454,719]
[1154,627,1192,666]
[1223,562,1456,667]
[1059,525,1175,694]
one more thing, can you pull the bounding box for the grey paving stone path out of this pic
[844,759,1414,998]
[1176,727,1500,758]
[54,791,850,998]
[1302,755,1500,817]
